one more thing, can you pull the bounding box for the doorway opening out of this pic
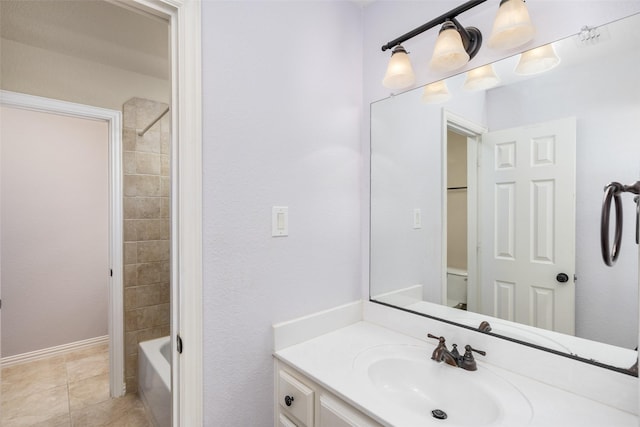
[0,90,125,423]
[0,0,202,424]
[441,111,486,314]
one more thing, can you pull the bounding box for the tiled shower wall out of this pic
[122,97,170,393]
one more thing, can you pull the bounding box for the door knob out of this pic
[556,273,569,283]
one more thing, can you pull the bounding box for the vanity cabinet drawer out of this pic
[278,412,300,427]
[278,369,314,426]
[319,395,383,427]
[275,360,383,427]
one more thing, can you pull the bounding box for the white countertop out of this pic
[275,321,637,427]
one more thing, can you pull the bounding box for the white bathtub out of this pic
[139,336,171,427]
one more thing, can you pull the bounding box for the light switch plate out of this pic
[413,208,422,229]
[272,206,288,237]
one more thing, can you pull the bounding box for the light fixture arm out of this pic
[449,18,483,60]
[380,0,487,51]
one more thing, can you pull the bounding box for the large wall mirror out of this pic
[370,12,640,373]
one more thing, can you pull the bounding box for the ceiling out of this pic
[0,0,169,80]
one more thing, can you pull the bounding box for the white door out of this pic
[479,117,576,335]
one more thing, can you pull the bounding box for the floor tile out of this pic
[31,414,72,427]
[66,353,109,383]
[69,373,111,411]
[104,406,152,427]
[2,345,151,427]
[1,356,67,403]
[2,355,66,380]
[71,393,143,426]
[1,384,69,426]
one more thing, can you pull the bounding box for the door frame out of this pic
[2,0,203,423]
[441,110,487,311]
[0,90,125,396]
[113,0,203,425]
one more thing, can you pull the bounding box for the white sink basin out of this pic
[353,344,533,426]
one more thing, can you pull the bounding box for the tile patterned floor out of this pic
[1,343,151,427]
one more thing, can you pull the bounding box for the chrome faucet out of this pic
[427,334,486,371]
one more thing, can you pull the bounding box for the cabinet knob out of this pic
[284,395,295,407]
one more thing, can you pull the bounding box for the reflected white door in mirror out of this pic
[479,117,576,334]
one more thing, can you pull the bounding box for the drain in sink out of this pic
[431,409,447,420]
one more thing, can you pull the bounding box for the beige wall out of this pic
[447,130,468,271]
[122,97,171,393]
[0,39,169,111]
[1,106,109,357]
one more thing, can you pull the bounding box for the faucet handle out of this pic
[460,345,486,371]
[466,345,486,356]
[427,333,443,341]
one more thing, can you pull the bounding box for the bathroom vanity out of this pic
[273,301,637,427]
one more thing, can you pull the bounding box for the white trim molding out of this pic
[171,1,203,425]
[111,0,204,425]
[0,90,125,397]
[1,335,109,368]
[174,1,204,426]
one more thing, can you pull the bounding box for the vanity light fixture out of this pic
[381,0,537,89]
[463,63,500,90]
[382,44,416,90]
[487,0,535,50]
[514,43,560,75]
[421,80,451,103]
[488,0,536,50]
[429,19,482,73]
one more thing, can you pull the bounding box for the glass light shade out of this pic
[382,45,415,90]
[429,27,470,72]
[515,44,560,75]
[421,80,451,103]
[488,0,535,50]
[463,64,500,91]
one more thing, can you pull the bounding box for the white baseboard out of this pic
[1,335,109,367]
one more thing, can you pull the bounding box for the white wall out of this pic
[1,106,109,357]
[486,50,640,348]
[201,1,363,425]
[0,39,169,111]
